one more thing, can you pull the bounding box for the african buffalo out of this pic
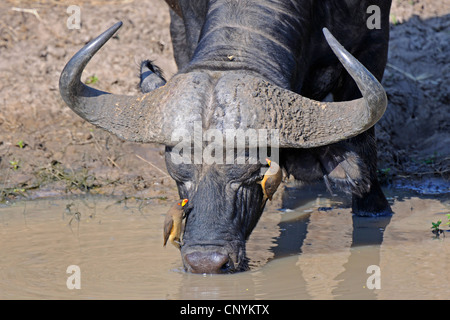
[60,0,392,273]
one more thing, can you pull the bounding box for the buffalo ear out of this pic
[139,60,166,93]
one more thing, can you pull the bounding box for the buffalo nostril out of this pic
[184,251,233,274]
[220,261,231,273]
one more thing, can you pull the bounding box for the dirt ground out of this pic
[0,0,449,201]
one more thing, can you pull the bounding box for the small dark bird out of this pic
[260,158,282,202]
[163,199,188,249]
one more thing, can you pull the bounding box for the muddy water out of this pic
[0,187,449,300]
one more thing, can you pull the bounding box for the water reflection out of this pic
[0,186,448,299]
[269,182,395,299]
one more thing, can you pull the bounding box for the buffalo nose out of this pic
[184,250,233,274]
